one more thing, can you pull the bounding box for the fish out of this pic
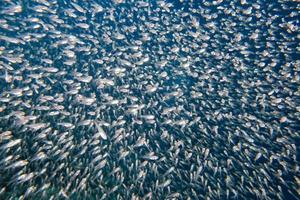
[94,121,108,140]
[0,0,298,199]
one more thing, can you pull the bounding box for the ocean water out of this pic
[0,0,299,199]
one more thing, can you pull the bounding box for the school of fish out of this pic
[0,0,299,199]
